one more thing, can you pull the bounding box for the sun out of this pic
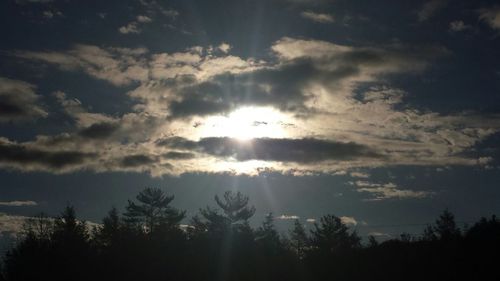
[200,106,289,140]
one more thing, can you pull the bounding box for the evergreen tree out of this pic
[51,206,88,245]
[214,191,256,225]
[256,213,281,250]
[124,187,185,235]
[22,212,53,241]
[289,219,309,259]
[434,209,461,241]
[3,214,53,281]
[94,207,122,247]
[367,235,378,248]
[422,209,461,241]
[192,191,255,234]
[310,214,360,254]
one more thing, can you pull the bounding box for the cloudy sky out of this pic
[1,0,500,239]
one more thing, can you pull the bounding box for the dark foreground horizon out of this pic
[1,188,499,281]
[2,1,500,279]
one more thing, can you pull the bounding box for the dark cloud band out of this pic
[0,142,96,169]
[157,137,382,163]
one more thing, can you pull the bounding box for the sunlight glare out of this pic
[200,107,288,140]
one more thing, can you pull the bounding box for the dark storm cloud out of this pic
[168,80,233,118]
[162,151,196,160]
[78,122,120,139]
[0,141,96,169]
[156,137,382,163]
[167,59,339,119]
[0,99,24,115]
[165,40,441,119]
[120,154,158,167]
[0,77,47,123]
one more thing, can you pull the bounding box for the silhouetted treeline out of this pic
[2,188,500,281]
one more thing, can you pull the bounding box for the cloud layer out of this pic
[3,37,499,182]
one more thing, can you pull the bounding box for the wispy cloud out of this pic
[449,20,471,32]
[301,11,334,23]
[14,45,149,86]
[119,15,153,34]
[350,171,370,178]
[417,0,448,22]
[0,201,38,207]
[340,216,358,226]
[479,7,500,30]
[276,214,300,220]
[15,0,54,4]
[350,181,433,200]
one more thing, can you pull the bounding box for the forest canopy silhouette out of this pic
[1,188,499,281]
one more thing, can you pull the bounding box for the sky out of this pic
[1,0,500,241]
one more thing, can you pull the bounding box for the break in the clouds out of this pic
[3,35,500,177]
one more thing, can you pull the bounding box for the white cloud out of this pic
[43,10,53,18]
[119,15,153,34]
[479,7,500,30]
[136,15,152,23]
[449,20,470,32]
[301,11,334,23]
[368,231,392,238]
[139,0,178,18]
[0,201,37,207]
[53,91,116,127]
[0,214,29,235]
[218,43,232,53]
[119,22,141,34]
[0,213,97,239]
[350,171,370,178]
[161,9,179,18]
[276,214,300,220]
[477,156,493,165]
[306,218,316,223]
[340,216,357,226]
[7,38,500,177]
[351,181,433,200]
[14,45,150,86]
[42,10,63,19]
